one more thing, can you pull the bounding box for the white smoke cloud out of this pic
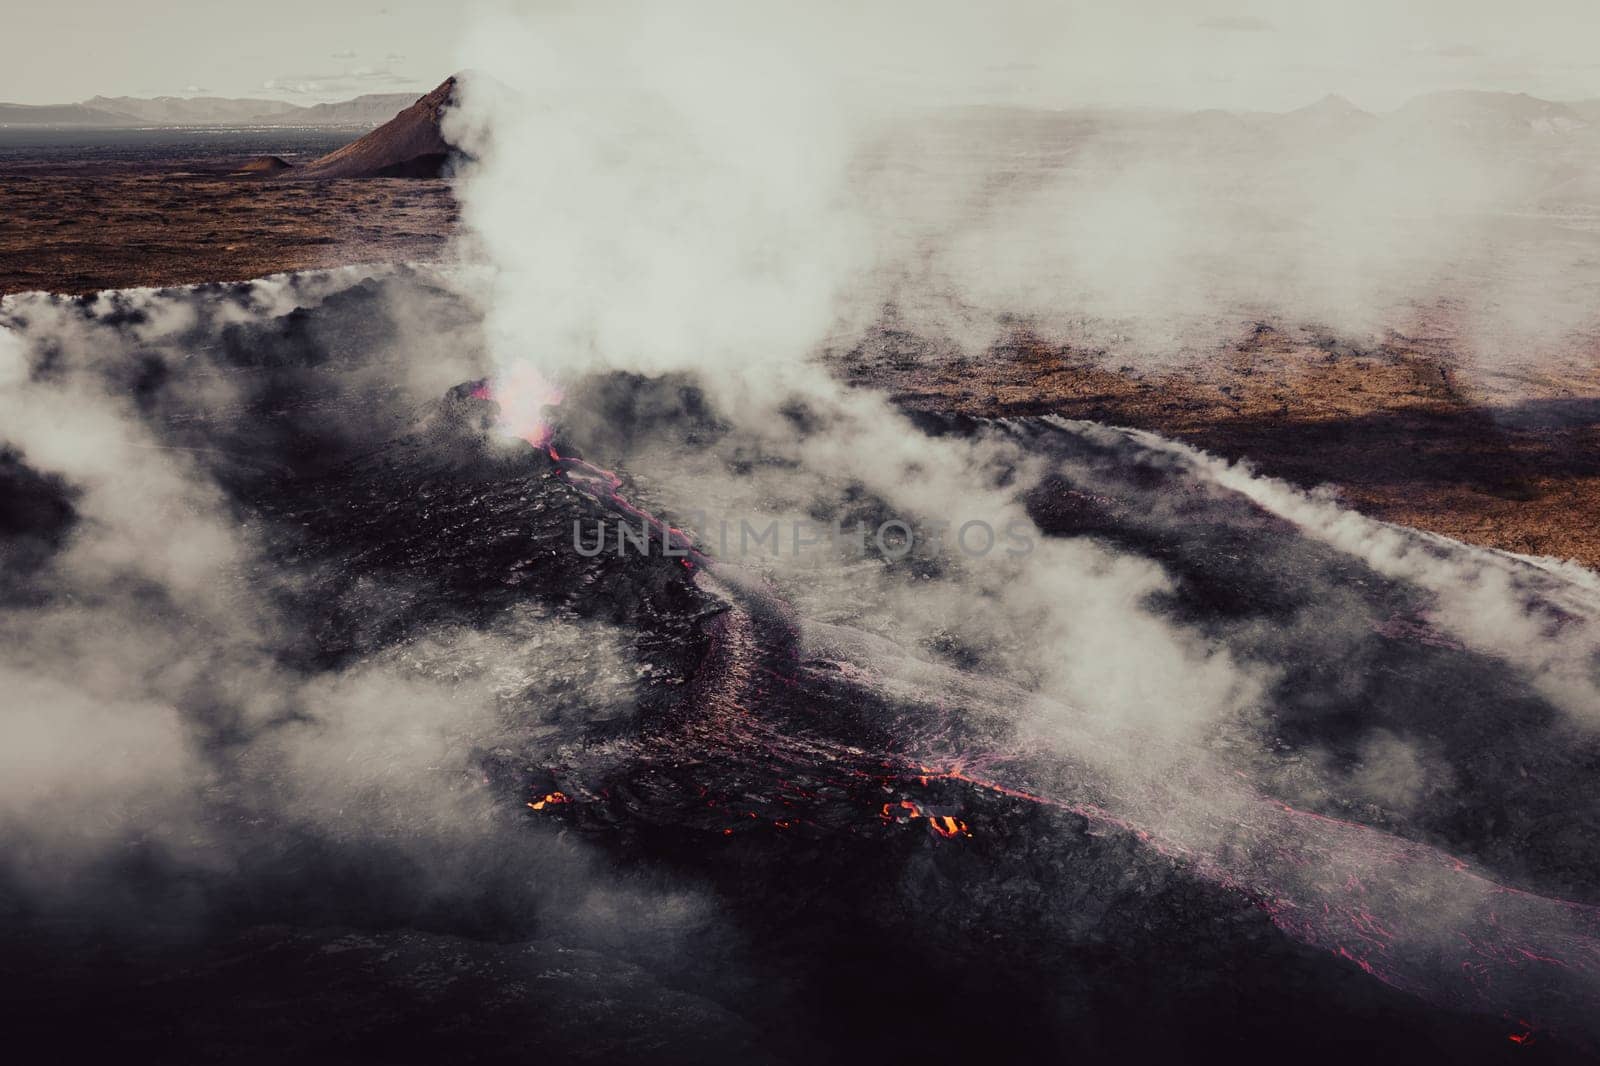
[1098,418,1600,725]
[6,246,1598,1040]
[9,0,1600,1034]
[439,0,1597,789]
[441,1,1290,751]
[0,282,707,946]
[444,2,874,381]
[429,11,1600,945]
[447,0,1600,412]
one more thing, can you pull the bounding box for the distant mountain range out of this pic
[1387,90,1590,135]
[1164,91,1600,138]
[0,91,424,128]
[934,90,1600,158]
[6,84,1600,144]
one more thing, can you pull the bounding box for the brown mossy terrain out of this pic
[0,159,455,296]
[844,323,1600,569]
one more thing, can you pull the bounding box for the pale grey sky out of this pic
[2,1,451,104]
[3,0,1599,109]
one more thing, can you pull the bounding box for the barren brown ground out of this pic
[845,325,1600,569]
[0,161,454,296]
[3,159,1597,570]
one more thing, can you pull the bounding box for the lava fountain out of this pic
[472,361,565,447]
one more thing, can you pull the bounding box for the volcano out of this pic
[289,76,458,179]
[4,271,1600,1064]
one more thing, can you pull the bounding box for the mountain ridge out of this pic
[6,83,1600,140]
[0,90,424,128]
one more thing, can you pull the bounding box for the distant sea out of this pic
[0,126,363,165]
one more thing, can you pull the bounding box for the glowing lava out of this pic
[880,799,972,839]
[544,444,702,566]
[470,380,1600,1050]
[891,758,1600,1049]
[527,791,569,811]
[474,362,565,447]
[473,373,702,568]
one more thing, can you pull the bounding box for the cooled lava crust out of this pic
[1,275,1596,1065]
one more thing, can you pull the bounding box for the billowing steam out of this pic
[2,0,1600,1052]
[449,0,1600,393]
[440,0,1600,743]
[430,0,1600,1039]
[0,280,713,964]
[5,259,1600,1045]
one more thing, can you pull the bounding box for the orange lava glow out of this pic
[880,799,972,839]
[475,363,565,446]
[527,791,569,811]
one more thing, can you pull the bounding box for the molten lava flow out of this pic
[545,444,703,567]
[474,374,703,568]
[468,379,1599,1049]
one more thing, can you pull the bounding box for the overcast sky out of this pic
[3,0,1599,110]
